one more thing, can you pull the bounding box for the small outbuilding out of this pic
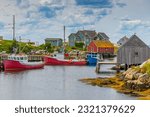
[45,38,63,47]
[0,36,3,40]
[87,40,114,54]
[117,36,129,46]
[117,34,150,68]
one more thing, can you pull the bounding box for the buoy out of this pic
[69,59,73,63]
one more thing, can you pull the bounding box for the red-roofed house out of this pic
[87,40,114,54]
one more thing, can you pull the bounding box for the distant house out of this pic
[0,36,3,40]
[76,30,97,46]
[117,34,150,69]
[68,33,80,47]
[28,42,36,46]
[68,30,97,47]
[45,38,63,47]
[117,36,129,46]
[87,40,114,54]
[96,32,109,40]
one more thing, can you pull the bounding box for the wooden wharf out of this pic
[95,62,119,73]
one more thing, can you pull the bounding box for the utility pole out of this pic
[13,15,15,40]
[64,25,65,43]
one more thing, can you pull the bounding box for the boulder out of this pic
[138,73,150,84]
[124,69,139,80]
[122,68,132,76]
[125,80,148,91]
[133,73,143,80]
[125,80,137,90]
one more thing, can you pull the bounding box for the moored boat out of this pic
[3,54,44,71]
[86,53,103,66]
[44,55,87,66]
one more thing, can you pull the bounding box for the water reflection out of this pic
[0,66,136,100]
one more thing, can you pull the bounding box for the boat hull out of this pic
[3,60,44,71]
[44,56,87,66]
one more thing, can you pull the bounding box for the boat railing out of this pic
[8,55,28,62]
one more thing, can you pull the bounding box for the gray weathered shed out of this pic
[117,36,129,46]
[117,34,150,66]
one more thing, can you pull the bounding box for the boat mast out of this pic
[64,26,65,43]
[63,26,66,53]
[13,15,16,40]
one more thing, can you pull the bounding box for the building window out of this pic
[135,52,138,56]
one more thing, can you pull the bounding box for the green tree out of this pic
[75,42,84,49]
[21,44,33,54]
[9,40,19,53]
[38,44,45,50]
[44,42,54,53]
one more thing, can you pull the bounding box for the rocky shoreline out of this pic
[80,59,150,99]
[81,59,150,99]
[80,76,150,99]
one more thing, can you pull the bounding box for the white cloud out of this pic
[95,0,150,44]
[0,0,150,45]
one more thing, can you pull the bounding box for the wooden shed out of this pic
[117,34,150,68]
[87,40,114,54]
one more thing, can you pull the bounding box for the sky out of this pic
[0,0,150,44]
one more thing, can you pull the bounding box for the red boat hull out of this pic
[44,56,87,66]
[3,60,44,71]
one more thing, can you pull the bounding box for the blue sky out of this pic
[0,0,150,44]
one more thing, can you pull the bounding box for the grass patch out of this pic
[141,61,150,75]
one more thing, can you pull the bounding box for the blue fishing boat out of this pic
[86,53,103,66]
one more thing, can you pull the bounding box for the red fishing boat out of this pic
[3,55,44,71]
[44,54,87,66]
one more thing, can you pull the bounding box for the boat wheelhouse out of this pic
[8,55,28,62]
[3,54,44,71]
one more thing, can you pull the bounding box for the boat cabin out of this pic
[8,55,28,62]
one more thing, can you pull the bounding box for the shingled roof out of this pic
[98,32,109,40]
[45,38,62,41]
[117,36,129,45]
[122,34,148,47]
[93,40,114,48]
[77,30,97,39]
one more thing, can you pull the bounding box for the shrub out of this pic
[75,42,84,48]
[141,62,150,75]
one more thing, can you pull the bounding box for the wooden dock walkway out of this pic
[95,62,119,73]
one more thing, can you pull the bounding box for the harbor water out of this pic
[0,65,136,100]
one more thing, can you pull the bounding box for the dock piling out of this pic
[0,61,4,71]
[95,63,100,73]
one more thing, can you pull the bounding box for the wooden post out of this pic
[116,64,120,73]
[0,61,4,71]
[95,62,100,73]
[125,64,128,70]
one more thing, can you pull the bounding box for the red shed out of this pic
[87,40,114,54]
